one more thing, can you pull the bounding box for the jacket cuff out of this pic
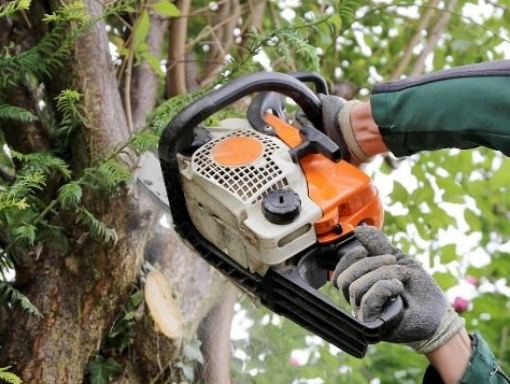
[422,333,507,384]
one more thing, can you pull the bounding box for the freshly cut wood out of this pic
[145,269,184,340]
[131,270,184,380]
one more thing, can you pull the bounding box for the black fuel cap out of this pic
[262,189,301,225]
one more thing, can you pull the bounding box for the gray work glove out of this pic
[320,95,371,164]
[332,226,465,354]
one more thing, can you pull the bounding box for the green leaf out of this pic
[0,104,37,122]
[57,182,82,209]
[128,290,144,309]
[439,243,457,264]
[86,355,123,384]
[152,0,180,17]
[390,181,408,203]
[464,209,482,231]
[140,51,165,78]
[0,366,23,384]
[14,224,37,245]
[433,272,457,290]
[133,10,150,49]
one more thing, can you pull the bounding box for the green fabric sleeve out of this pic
[422,333,510,384]
[370,61,510,157]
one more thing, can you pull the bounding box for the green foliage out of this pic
[0,0,30,19]
[171,339,204,383]
[85,355,123,384]
[53,89,86,150]
[76,208,117,243]
[0,366,22,384]
[0,105,37,123]
[57,183,82,209]
[151,0,180,17]
[12,151,71,180]
[106,288,143,353]
[0,1,88,87]
[0,281,41,318]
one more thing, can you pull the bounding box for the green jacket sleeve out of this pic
[370,60,510,157]
[422,333,510,384]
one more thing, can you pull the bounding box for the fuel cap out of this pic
[262,189,301,225]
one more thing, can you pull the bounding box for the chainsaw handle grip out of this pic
[159,72,322,163]
[294,235,404,340]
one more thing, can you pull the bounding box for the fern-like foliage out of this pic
[0,104,37,123]
[12,151,71,180]
[53,89,86,150]
[57,182,82,209]
[0,280,41,318]
[76,208,117,243]
[0,0,30,19]
[0,1,89,87]
[0,366,22,384]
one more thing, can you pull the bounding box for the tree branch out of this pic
[197,0,240,85]
[130,6,168,131]
[390,0,440,80]
[409,0,459,77]
[166,0,191,97]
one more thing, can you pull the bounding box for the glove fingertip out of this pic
[354,226,395,255]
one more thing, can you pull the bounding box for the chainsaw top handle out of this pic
[159,72,323,163]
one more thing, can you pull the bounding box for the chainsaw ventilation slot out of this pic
[193,129,289,202]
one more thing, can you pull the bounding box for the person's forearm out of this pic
[350,101,388,157]
[368,60,510,158]
[425,328,472,384]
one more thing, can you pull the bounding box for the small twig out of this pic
[390,0,440,80]
[184,12,242,50]
[124,42,135,134]
[409,0,459,76]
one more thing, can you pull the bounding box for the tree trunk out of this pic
[0,1,226,383]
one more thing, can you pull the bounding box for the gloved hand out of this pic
[320,95,371,164]
[332,226,465,354]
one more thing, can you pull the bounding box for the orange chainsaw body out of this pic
[264,113,384,243]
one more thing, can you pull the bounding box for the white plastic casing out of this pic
[178,119,322,275]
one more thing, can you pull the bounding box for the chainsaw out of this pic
[158,72,403,358]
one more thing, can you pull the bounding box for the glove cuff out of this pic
[409,307,466,354]
[337,100,372,164]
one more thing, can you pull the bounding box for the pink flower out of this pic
[465,276,479,286]
[453,296,469,313]
[289,357,300,367]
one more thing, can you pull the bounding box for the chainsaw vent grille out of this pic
[192,129,289,203]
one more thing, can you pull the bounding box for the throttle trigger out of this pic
[289,125,342,163]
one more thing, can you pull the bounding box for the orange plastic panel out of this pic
[212,136,264,167]
[264,113,383,243]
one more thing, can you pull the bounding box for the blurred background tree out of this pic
[0,0,509,383]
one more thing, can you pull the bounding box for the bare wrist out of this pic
[425,328,472,384]
[350,101,389,156]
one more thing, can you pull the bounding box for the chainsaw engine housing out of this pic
[178,119,322,275]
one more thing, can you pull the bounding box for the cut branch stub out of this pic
[145,269,184,341]
[131,269,184,381]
